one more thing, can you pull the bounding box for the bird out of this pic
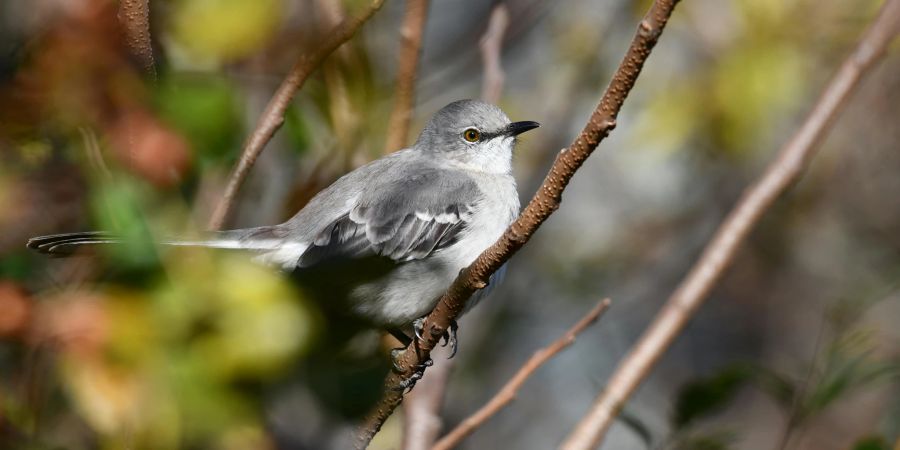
[27,99,539,366]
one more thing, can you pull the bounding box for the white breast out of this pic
[443,172,519,268]
[354,172,520,326]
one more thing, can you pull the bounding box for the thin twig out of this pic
[433,299,612,450]
[479,3,510,104]
[207,0,386,230]
[399,4,508,447]
[384,0,430,154]
[354,1,682,447]
[118,0,156,79]
[558,2,900,449]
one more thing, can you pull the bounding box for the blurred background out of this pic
[1,0,899,449]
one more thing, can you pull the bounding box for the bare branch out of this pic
[118,0,156,79]
[354,1,682,447]
[384,0,430,154]
[399,4,514,447]
[399,4,510,447]
[207,0,386,230]
[557,2,900,449]
[433,299,611,450]
[479,3,510,104]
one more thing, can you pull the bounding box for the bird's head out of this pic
[414,99,539,174]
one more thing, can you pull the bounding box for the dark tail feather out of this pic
[27,232,124,256]
[27,227,284,257]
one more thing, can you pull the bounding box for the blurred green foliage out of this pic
[0,0,897,449]
[153,76,243,167]
[168,0,284,63]
[648,296,900,450]
[3,250,316,449]
[673,365,750,428]
[853,436,891,450]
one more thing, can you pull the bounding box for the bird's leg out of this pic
[388,328,413,347]
[388,316,458,392]
[439,319,459,358]
[390,357,433,392]
[414,317,460,358]
[388,326,433,390]
[388,328,414,373]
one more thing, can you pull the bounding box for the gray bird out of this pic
[28,99,539,355]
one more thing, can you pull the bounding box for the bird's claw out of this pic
[413,317,426,341]
[413,317,459,358]
[390,352,434,392]
[440,319,459,359]
[390,347,406,373]
[390,318,458,391]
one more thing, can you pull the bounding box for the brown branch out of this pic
[433,299,611,450]
[207,0,386,230]
[557,2,900,449]
[354,1,682,447]
[118,0,156,79]
[384,0,430,154]
[479,3,510,104]
[399,5,512,448]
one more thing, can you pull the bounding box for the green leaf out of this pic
[282,104,313,155]
[852,435,889,450]
[673,433,734,450]
[804,358,899,417]
[0,253,31,280]
[747,365,798,409]
[89,178,158,270]
[673,365,751,428]
[154,75,242,166]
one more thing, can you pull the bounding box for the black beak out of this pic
[506,121,540,136]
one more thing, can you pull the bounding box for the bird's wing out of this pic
[296,168,481,268]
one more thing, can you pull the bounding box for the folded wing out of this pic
[296,169,480,268]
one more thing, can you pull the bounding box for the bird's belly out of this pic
[351,197,517,326]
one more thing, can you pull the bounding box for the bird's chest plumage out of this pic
[352,173,519,326]
[444,173,519,267]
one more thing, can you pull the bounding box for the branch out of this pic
[384,0,430,153]
[479,3,510,104]
[354,1,682,447]
[433,299,612,450]
[557,2,900,449]
[118,0,156,79]
[400,4,509,447]
[207,0,386,230]
[399,4,513,447]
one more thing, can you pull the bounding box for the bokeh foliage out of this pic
[0,0,898,449]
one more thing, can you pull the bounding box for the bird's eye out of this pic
[463,128,481,142]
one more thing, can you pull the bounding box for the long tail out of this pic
[26,227,285,257]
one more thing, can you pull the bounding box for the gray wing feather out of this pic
[296,168,480,268]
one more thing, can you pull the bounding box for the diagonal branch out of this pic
[557,1,900,449]
[208,0,386,230]
[432,299,612,450]
[384,0,430,154]
[400,4,512,448]
[354,1,682,447]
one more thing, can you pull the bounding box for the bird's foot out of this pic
[413,317,459,358]
[390,348,434,392]
[412,317,426,341]
[440,319,459,359]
